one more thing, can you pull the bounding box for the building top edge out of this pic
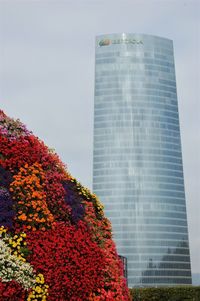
[95,33,173,43]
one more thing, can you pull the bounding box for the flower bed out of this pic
[0,110,129,300]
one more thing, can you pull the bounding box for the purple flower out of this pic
[62,181,85,224]
[0,166,13,188]
[0,187,15,229]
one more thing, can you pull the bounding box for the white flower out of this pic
[0,239,35,289]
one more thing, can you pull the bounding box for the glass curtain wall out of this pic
[93,33,192,287]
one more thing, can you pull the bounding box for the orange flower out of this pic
[10,162,55,231]
[19,214,27,221]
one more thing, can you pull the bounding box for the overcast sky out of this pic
[0,0,199,275]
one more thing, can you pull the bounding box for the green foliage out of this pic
[129,286,200,301]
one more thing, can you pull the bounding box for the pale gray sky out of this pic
[0,0,199,274]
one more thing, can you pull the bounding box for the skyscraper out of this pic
[93,34,192,287]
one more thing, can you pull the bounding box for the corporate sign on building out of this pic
[99,38,143,47]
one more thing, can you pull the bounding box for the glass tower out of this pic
[93,34,192,287]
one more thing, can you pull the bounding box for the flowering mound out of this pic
[0,110,129,301]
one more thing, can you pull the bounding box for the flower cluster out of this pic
[0,227,35,289]
[0,165,13,188]
[0,187,15,228]
[0,280,27,300]
[63,179,85,224]
[45,170,71,221]
[26,222,106,301]
[10,163,55,231]
[8,232,28,261]
[0,226,49,299]
[0,110,31,140]
[67,177,105,218]
[0,111,129,300]
[27,274,49,301]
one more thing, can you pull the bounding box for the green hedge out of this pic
[129,286,200,301]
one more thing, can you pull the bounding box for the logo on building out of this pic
[99,39,111,46]
[99,38,143,47]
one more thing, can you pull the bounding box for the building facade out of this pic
[93,33,192,287]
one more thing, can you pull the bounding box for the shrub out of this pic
[129,286,200,301]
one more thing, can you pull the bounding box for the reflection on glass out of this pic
[93,34,192,287]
